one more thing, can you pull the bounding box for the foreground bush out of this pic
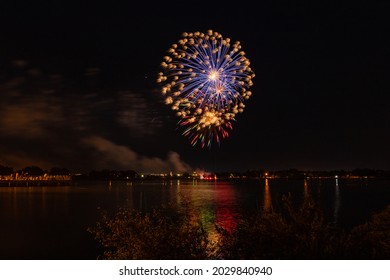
[89,195,390,259]
[216,194,349,259]
[88,204,212,259]
[345,205,390,259]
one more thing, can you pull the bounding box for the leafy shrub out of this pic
[89,195,390,259]
[88,204,212,259]
[216,194,348,259]
[346,205,390,259]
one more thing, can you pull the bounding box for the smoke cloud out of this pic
[82,136,192,173]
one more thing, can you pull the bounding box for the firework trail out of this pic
[157,30,255,148]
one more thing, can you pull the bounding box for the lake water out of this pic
[0,178,389,260]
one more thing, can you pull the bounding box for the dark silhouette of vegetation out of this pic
[88,193,390,260]
[3,163,390,180]
[18,166,45,176]
[87,169,138,180]
[216,194,349,259]
[49,167,71,175]
[88,203,212,260]
[345,206,390,259]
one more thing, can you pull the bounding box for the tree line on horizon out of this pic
[2,164,390,179]
[0,165,70,176]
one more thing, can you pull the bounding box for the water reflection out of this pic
[334,178,341,225]
[213,184,238,233]
[1,179,389,259]
[303,179,310,200]
[169,181,240,242]
[4,186,72,221]
[263,179,272,211]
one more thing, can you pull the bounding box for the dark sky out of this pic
[0,1,389,173]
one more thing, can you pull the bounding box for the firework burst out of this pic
[157,30,255,148]
[179,108,234,148]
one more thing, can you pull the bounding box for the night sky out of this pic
[0,1,389,173]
